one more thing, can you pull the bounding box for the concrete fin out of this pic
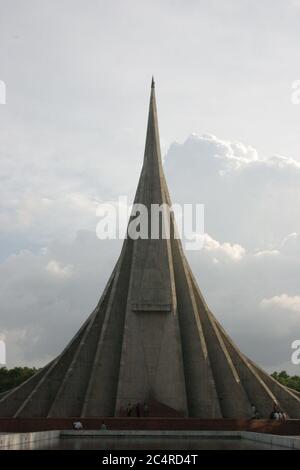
[81,239,134,416]
[47,269,116,417]
[0,362,53,417]
[169,225,221,417]
[249,359,300,418]
[189,269,252,418]
[14,316,93,418]
[214,317,280,418]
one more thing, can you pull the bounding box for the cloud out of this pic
[46,260,74,279]
[260,294,300,313]
[254,250,280,257]
[0,126,139,263]
[165,134,300,250]
[0,231,121,366]
[203,233,246,261]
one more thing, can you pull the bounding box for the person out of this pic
[100,422,107,430]
[73,420,83,430]
[250,403,257,419]
[270,401,280,419]
[143,402,149,417]
[126,402,133,417]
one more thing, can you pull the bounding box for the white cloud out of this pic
[260,294,300,313]
[282,232,299,246]
[203,233,246,261]
[165,134,300,251]
[254,250,280,257]
[46,260,74,279]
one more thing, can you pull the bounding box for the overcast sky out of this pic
[0,0,300,374]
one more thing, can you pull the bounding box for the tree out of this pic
[0,367,38,393]
[271,370,300,392]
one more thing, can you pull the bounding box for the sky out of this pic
[0,0,300,374]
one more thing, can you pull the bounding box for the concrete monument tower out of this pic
[1,80,300,419]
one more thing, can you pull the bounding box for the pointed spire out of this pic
[144,75,161,168]
[135,76,164,206]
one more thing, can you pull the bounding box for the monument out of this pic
[1,80,300,419]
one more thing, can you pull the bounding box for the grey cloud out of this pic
[165,134,300,250]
